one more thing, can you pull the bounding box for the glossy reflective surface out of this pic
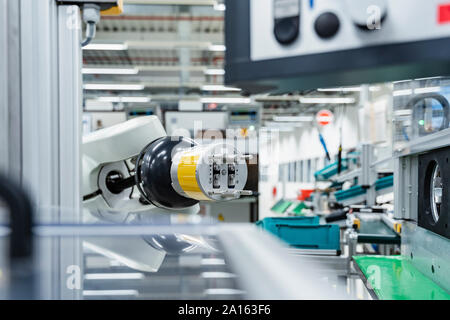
[0,213,372,300]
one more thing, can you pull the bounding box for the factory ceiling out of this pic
[82,1,368,125]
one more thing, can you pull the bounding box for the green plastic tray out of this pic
[270,200,293,214]
[354,255,450,300]
[290,202,308,215]
[357,220,400,245]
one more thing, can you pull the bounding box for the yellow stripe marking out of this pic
[101,0,124,16]
[177,154,209,201]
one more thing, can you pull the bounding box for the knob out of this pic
[273,0,300,45]
[274,17,300,45]
[314,12,340,39]
[345,0,387,30]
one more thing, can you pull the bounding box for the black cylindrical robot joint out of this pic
[136,136,199,209]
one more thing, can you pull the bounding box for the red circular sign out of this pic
[316,109,334,126]
[207,103,218,110]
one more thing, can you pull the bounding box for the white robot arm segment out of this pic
[82,116,250,218]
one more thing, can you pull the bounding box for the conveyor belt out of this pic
[354,256,450,300]
[357,219,400,245]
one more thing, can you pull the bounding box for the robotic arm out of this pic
[81,116,250,272]
[82,116,251,222]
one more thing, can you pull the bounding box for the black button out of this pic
[274,17,300,45]
[314,12,340,39]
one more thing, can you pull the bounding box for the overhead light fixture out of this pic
[82,68,139,75]
[127,40,213,50]
[201,258,226,265]
[120,0,218,6]
[393,80,412,84]
[414,76,442,81]
[254,95,301,102]
[97,96,151,103]
[318,86,381,92]
[204,288,245,295]
[83,83,145,91]
[213,2,226,11]
[83,290,139,296]
[204,69,225,76]
[82,43,128,51]
[209,44,226,52]
[393,89,413,97]
[200,97,251,104]
[414,86,441,94]
[318,87,361,92]
[393,87,440,96]
[201,85,241,92]
[84,273,145,280]
[100,40,224,52]
[299,97,355,104]
[273,116,314,122]
[201,272,236,279]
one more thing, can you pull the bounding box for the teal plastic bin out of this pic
[334,185,367,202]
[314,159,349,181]
[256,216,319,230]
[375,175,394,191]
[256,217,340,252]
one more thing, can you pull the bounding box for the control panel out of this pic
[225,0,450,93]
[251,0,450,61]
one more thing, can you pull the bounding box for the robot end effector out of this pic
[82,116,252,214]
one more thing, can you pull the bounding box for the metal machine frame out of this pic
[0,0,118,300]
[394,128,450,292]
[332,144,378,206]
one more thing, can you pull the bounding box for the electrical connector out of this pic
[81,4,101,47]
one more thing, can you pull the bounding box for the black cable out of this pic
[0,174,35,299]
[105,174,137,195]
[81,22,96,47]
